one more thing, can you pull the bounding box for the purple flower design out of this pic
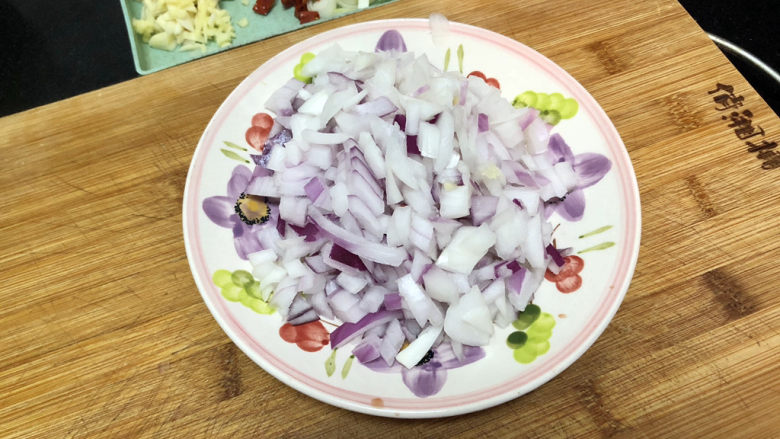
[375,30,407,53]
[202,165,265,259]
[361,343,485,397]
[544,134,611,221]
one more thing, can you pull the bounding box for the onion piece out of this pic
[395,325,443,369]
[379,319,405,365]
[435,224,496,274]
[443,286,493,346]
[353,334,383,363]
[330,310,404,348]
[397,274,443,327]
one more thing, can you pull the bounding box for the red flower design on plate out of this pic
[279,320,330,352]
[545,255,584,293]
[246,113,274,152]
[467,71,500,89]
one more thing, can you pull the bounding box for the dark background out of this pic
[1,1,777,117]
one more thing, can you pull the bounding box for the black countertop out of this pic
[1,0,777,117]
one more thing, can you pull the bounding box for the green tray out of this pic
[120,0,397,75]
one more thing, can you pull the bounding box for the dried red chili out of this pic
[252,0,319,25]
[252,0,274,15]
[297,10,320,24]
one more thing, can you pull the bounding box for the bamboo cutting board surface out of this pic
[1,0,778,437]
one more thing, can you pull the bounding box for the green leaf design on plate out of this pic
[578,225,613,239]
[325,349,338,377]
[220,148,250,164]
[223,140,247,151]
[579,241,616,254]
[457,44,464,73]
[341,354,355,379]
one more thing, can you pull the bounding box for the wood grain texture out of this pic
[1,0,778,437]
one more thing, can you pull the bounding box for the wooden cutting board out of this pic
[1,0,778,437]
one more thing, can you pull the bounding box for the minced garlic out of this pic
[131,0,236,52]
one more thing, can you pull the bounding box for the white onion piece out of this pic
[395,325,443,369]
[359,286,387,313]
[409,250,432,281]
[279,196,308,226]
[443,286,493,346]
[386,205,411,247]
[297,90,329,115]
[418,121,440,158]
[434,110,455,171]
[329,182,349,216]
[330,290,362,322]
[248,249,277,267]
[282,258,307,278]
[436,224,496,274]
[269,281,297,314]
[266,146,287,172]
[521,214,545,269]
[397,274,443,327]
[422,265,459,304]
[305,144,334,170]
[336,271,369,294]
[429,13,450,47]
[302,130,351,145]
[380,319,405,365]
[321,88,357,125]
[439,184,470,218]
[524,118,549,154]
[309,291,335,320]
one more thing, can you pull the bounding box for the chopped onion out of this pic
[395,325,443,368]
[232,27,611,371]
[353,334,382,363]
[435,225,496,274]
[330,310,404,348]
[443,286,493,346]
[379,319,405,365]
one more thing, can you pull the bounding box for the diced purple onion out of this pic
[383,293,403,311]
[545,244,566,267]
[354,97,398,117]
[288,309,319,325]
[330,310,404,348]
[353,334,383,363]
[469,195,498,226]
[478,113,489,132]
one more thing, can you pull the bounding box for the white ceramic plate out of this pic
[183,18,641,418]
